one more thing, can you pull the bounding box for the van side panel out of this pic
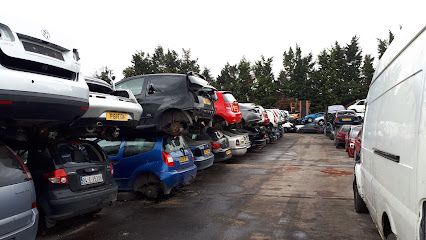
[364,30,426,240]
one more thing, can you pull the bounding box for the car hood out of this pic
[1,16,75,50]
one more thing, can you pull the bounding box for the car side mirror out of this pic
[148,84,156,94]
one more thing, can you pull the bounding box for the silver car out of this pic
[222,131,250,157]
[0,143,38,240]
[75,77,143,138]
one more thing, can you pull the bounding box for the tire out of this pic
[353,179,368,213]
[134,174,163,200]
[386,233,397,240]
[164,121,183,136]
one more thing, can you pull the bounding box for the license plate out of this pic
[226,149,231,155]
[342,118,351,121]
[179,156,189,163]
[204,149,210,155]
[203,98,211,105]
[106,112,129,121]
[80,174,103,186]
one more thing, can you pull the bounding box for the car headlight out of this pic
[0,23,15,41]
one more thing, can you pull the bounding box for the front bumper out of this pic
[194,154,214,170]
[43,184,118,221]
[161,164,197,195]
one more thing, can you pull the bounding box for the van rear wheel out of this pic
[353,179,368,213]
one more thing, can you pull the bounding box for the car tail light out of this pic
[45,169,68,184]
[107,162,114,175]
[211,142,221,149]
[236,139,240,146]
[0,100,13,105]
[162,152,175,167]
[232,102,239,113]
[31,202,37,209]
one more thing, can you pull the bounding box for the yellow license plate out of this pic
[106,112,129,121]
[203,98,211,105]
[342,118,351,121]
[179,156,189,163]
[204,149,210,155]
[226,149,231,155]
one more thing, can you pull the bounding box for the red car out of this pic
[345,125,362,157]
[213,91,242,127]
[334,125,352,148]
[353,127,363,161]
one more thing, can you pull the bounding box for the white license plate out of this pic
[81,174,103,186]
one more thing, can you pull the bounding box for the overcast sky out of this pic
[4,0,424,79]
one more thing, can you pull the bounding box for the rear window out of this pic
[87,82,113,94]
[337,111,356,116]
[0,145,28,187]
[51,142,104,166]
[163,136,188,153]
[350,128,361,137]
[97,141,122,156]
[124,139,156,157]
[223,93,237,102]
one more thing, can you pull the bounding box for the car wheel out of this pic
[386,233,397,240]
[164,121,183,136]
[134,174,163,200]
[353,179,368,213]
[318,119,325,126]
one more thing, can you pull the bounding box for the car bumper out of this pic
[44,184,118,221]
[0,89,88,126]
[231,146,249,156]
[213,149,232,162]
[161,164,197,194]
[194,154,214,170]
[81,95,143,121]
[0,208,38,240]
[249,139,267,150]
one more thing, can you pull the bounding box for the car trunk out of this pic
[0,145,34,236]
[50,141,110,192]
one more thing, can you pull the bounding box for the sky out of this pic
[3,0,425,79]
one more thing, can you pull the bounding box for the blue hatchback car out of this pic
[98,135,197,199]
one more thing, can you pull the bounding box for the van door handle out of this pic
[373,148,400,163]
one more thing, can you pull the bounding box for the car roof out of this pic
[327,105,346,113]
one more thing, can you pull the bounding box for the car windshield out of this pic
[350,128,361,137]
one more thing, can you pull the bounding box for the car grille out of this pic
[22,41,64,61]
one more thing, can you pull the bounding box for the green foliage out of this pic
[95,66,115,84]
[123,46,200,78]
[377,30,395,59]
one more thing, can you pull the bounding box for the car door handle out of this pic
[373,148,400,163]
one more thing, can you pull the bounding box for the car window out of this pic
[124,139,156,157]
[350,128,361,137]
[117,78,144,96]
[357,100,365,105]
[338,111,356,116]
[51,142,104,166]
[147,75,183,92]
[223,93,237,102]
[163,136,188,153]
[0,145,28,187]
[97,141,122,156]
[87,82,113,94]
[340,126,351,132]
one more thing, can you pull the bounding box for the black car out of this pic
[26,140,117,229]
[116,72,217,135]
[333,110,360,128]
[297,123,323,133]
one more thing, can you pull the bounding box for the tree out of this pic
[201,67,214,83]
[179,49,200,73]
[215,63,238,92]
[252,56,275,107]
[377,30,395,58]
[236,58,254,102]
[123,51,154,77]
[361,54,375,93]
[95,66,115,84]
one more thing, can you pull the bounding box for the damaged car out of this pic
[116,72,217,136]
[222,130,250,157]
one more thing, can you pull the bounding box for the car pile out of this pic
[0,18,290,239]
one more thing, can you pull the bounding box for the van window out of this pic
[97,141,122,156]
[163,136,187,153]
[51,142,104,166]
[117,78,144,96]
[124,139,156,157]
[0,145,28,187]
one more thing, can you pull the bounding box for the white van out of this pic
[354,24,426,240]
